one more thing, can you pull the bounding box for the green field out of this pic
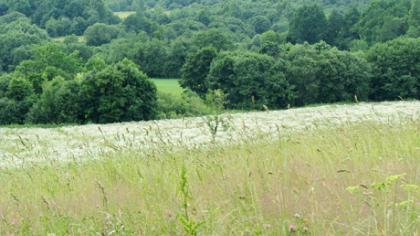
[52,36,85,43]
[0,119,419,235]
[151,78,183,97]
[113,11,136,19]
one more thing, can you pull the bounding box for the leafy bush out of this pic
[157,90,214,119]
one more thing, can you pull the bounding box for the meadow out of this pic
[113,11,136,20]
[0,101,419,235]
[151,78,183,98]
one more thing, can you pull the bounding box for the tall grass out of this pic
[0,120,419,235]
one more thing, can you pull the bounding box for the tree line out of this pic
[181,38,420,110]
[0,0,418,125]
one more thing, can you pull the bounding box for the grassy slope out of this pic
[52,36,85,43]
[113,11,136,20]
[151,78,183,97]
[0,121,419,235]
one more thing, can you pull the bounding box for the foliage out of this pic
[408,0,420,36]
[288,5,327,44]
[84,23,122,46]
[134,39,169,77]
[27,77,83,124]
[281,42,371,106]
[356,0,411,43]
[208,51,293,109]
[0,0,419,125]
[0,12,48,72]
[367,37,420,100]
[80,59,158,123]
[15,43,82,94]
[180,47,218,97]
[157,90,213,119]
[0,75,34,124]
[0,0,120,35]
[124,12,157,33]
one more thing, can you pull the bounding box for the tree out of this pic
[0,3,8,16]
[84,23,122,46]
[197,9,211,26]
[191,29,233,51]
[134,39,168,77]
[45,17,73,37]
[288,5,327,44]
[258,31,285,57]
[180,47,218,97]
[164,37,191,78]
[15,43,82,94]
[80,59,158,123]
[356,0,411,43]
[0,13,48,72]
[367,37,420,100]
[2,0,118,35]
[408,0,420,37]
[251,15,271,34]
[338,7,361,49]
[280,42,371,106]
[0,76,34,124]
[208,51,293,109]
[325,10,345,47]
[124,13,156,33]
[27,77,84,124]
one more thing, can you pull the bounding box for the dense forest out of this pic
[0,0,419,124]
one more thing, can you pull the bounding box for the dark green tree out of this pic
[15,43,82,93]
[208,51,293,109]
[27,77,84,124]
[288,5,327,44]
[356,0,410,43]
[134,39,168,77]
[84,23,122,46]
[45,17,72,37]
[0,75,34,124]
[124,13,156,33]
[180,47,218,97]
[191,29,233,51]
[251,15,271,34]
[325,10,345,47]
[0,12,48,72]
[281,42,371,106]
[367,37,420,100]
[408,0,420,36]
[80,59,158,123]
[258,31,285,57]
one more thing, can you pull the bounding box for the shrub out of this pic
[157,90,213,119]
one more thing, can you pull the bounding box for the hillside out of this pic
[1,101,419,167]
[0,101,420,234]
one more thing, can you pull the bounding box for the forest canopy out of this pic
[0,0,418,125]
